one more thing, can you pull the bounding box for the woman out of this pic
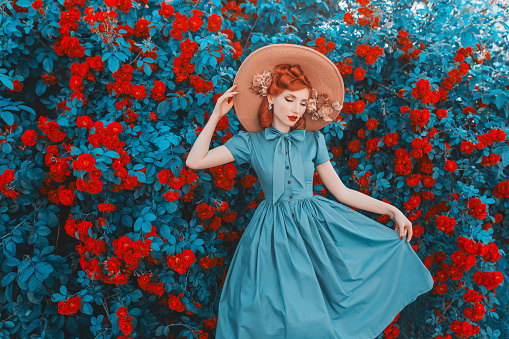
[186,44,434,339]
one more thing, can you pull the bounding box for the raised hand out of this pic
[212,83,239,119]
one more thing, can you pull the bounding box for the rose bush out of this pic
[0,0,508,338]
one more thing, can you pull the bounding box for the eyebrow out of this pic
[286,94,308,101]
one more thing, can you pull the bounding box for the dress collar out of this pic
[264,125,306,141]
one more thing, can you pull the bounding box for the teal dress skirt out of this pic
[215,125,434,339]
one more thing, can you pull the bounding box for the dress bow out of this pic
[264,126,306,204]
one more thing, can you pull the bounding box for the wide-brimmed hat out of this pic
[232,43,345,133]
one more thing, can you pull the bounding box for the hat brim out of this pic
[232,43,345,133]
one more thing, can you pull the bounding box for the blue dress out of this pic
[215,125,434,339]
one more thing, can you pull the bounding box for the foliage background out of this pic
[0,0,508,338]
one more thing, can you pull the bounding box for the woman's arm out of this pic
[185,113,235,170]
[315,161,398,218]
[186,84,239,170]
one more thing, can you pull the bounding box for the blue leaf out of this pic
[19,266,34,283]
[144,213,157,221]
[0,111,14,126]
[142,220,153,233]
[36,262,54,274]
[122,215,133,227]
[66,317,79,333]
[43,57,53,72]
[1,272,17,287]
[28,274,42,292]
[104,150,120,158]
[82,303,93,315]
[109,55,120,73]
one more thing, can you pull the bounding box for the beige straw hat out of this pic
[232,43,345,133]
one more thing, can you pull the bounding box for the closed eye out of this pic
[286,98,307,106]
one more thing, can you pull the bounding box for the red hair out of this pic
[258,64,312,131]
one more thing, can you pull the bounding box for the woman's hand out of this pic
[391,209,413,243]
[212,83,239,119]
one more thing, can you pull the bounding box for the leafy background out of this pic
[0,0,508,338]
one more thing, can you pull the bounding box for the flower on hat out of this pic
[306,89,342,122]
[250,69,272,97]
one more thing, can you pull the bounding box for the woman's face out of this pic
[268,87,310,132]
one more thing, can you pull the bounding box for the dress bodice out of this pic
[223,125,330,204]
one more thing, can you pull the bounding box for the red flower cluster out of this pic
[38,116,67,143]
[107,64,144,100]
[396,30,425,63]
[340,100,366,114]
[54,35,85,59]
[196,202,215,220]
[158,167,197,190]
[207,13,222,32]
[113,235,151,271]
[410,137,432,158]
[382,132,399,148]
[167,249,196,275]
[221,2,247,22]
[240,173,257,188]
[205,215,222,232]
[190,74,214,94]
[411,79,440,105]
[463,302,486,322]
[451,249,476,278]
[41,143,72,185]
[459,235,502,263]
[493,180,509,198]
[336,57,352,77]
[173,39,199,82]
[98,202,116,213]
[472,270,504,290]
[393,148,412,176]
[58,295,82,315]
[473,42,491,65]
[137,272,165,296]
[467,197,487,219]
[0,169,20,199]
[449,320,480,338]
[158,2,175,19]
[313,37,335,55]
[21,130,40,146]
[73,153,96,172]
[435,215,456,235]
[150,80,167,102]
[403,194,421,211]
[168,293,186,312]
[364,137,380,156]
[209,163,237,191]
[199,255,225,269]
[463,287,484,303]
[355,43,384,65]
[116,306,134,337]
[480,152,500,167]
[409,107,431,131]
[343,0,380,29]
[353,67,366,81]
[444,159,458,173]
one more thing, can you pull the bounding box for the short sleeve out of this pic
[313,130,330,166]
[223,131,252,165]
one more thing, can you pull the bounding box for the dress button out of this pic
[292,214,295,217]
[285,151,287,154]
[288,180,291,184]
[290,195,293,199]
[286,166,289,169]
